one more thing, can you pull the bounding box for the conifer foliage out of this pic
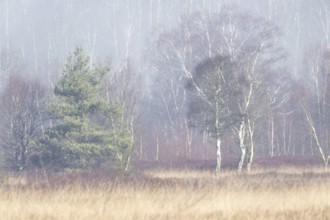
[39,47,131,170]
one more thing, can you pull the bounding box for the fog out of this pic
[1,0,330,165]
[1,0,328,80]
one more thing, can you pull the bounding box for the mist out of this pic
[1,0,330,169]
[1,0,327,78]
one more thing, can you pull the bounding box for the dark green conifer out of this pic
[40,47,131,170]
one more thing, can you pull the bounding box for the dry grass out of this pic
[0,167,330,220]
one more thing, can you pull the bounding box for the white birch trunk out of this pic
[246,119,255,172]
[238,145,246,173]
[270,112,275,157]
[215,92,221,175]
[238,120,246,173]
[301,101,329,170]
[215,137,221,175]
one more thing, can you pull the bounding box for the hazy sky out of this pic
[0,0,328,83]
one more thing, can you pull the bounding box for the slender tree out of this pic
[187,56,240,174]
[299,46,330,169]
[106,61,144,171]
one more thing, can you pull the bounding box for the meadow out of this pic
[0,163,330,220]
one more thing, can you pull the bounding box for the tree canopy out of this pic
[39,47,131,170]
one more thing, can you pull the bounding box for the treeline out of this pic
[0,48,142,172]
[0,2,330,173]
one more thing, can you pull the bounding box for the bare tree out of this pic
[211,7,286,172]
[149,6,286,172]
[300,47,330,169]
[0,74,47,171]
[105,61,145,171]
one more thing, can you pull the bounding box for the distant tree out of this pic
[0,74,47,171]
[105,61,145,171]
[39,47,131,171]
[187,56,240,174]
[299,46,330,169]
[149,6,286,172]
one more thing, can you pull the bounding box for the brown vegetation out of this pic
[0,160,329,220]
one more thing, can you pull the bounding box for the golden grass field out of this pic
[0,166,330,220]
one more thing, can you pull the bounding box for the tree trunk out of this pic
[247,145,254,172]
[269,112,275,157]
[301,102,329,170]
[325,158,329,171]
[246,119,255,172]
[238,120,246,173]
[215,138,221,175]
[155,135,159,161]
[139,137,143,160]
[215,93,222,175]
[124,155,131,172]
[238,144,246,173]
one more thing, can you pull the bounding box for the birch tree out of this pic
[187,56,239,174]
[215,7,286,172]
[300,47,330,169]
[106,61,144,171]
[148,6,285,170]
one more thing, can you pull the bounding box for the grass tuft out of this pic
[0,167,329,219]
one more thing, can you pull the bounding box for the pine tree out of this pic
[39,47,131,170]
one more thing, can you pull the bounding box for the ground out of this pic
[134,155,323,171]
[0,156,329,220]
